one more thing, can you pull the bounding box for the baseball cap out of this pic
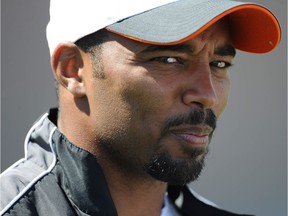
[46,0,281,56]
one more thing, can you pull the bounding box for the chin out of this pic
[145,150,207,186]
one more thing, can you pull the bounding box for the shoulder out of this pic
[0,111,58,214]
[0,158,47,213]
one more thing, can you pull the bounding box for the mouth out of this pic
[169,125,213,147]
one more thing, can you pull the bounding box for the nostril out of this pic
[190,101,204,110]
[182,88,218,110]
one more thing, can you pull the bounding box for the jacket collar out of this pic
[45,109,116,215]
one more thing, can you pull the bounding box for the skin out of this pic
[51,18,235,216]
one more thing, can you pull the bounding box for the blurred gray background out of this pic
[1,0,287,215]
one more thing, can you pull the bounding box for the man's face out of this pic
[85,19,235,185]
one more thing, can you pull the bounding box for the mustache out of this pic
[161,109,217,135]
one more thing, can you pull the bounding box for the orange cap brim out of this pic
[107,4,281,54]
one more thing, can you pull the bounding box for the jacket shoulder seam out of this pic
[0,123,57,215]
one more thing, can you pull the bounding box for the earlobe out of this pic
[51,42,86,97]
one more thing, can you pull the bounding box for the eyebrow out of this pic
[215,44,236,57]
[139,43,236,57]
[140,44,194,54]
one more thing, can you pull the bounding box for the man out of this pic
[0,0,281,215]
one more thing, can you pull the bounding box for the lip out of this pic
[169,125,213,146]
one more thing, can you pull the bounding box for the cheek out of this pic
[85,77,133,141]
[121,77,167,123]
[214,79,230,116]
[90,70,167,144]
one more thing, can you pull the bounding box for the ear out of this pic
[51,42,86,97]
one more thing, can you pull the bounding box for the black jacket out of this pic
[0,108,253,216]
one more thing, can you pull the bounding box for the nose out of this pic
[182,64,218,109]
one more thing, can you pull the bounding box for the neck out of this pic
[101,161,167,216]
[57,93,99,155]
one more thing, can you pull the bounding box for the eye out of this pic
[152,56,183,65]
[210,61,232,69]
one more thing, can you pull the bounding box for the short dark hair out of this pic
[75,29,109,79]
[75,29,109,53]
